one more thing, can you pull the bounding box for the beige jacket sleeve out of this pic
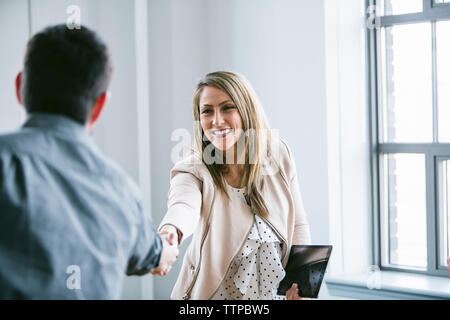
[281,140,312,245]
[158,165,202,244]
[290,171,312,245]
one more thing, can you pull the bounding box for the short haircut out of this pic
[22,24,112,124]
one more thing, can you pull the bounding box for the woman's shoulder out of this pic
[170,152,209,180]
[269,137,296,180]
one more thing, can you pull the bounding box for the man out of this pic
[0,24,177,299]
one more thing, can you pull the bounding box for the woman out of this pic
[155,71,311,300]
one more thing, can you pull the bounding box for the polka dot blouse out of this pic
[211,185,286,300]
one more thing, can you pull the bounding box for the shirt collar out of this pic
[22,113,94,146]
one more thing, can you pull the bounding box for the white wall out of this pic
[324,0,372,277]
[0,0,28,133]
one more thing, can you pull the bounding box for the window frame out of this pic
[436,156,450,270]
[380,0,450,26]
[433,0,450,9]
[368,0,450,277]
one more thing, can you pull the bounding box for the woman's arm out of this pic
[158,169,203,245]
[282,141,312,299]
[151,169,202,276]
[281,140,311,245]
[290,171,312,245]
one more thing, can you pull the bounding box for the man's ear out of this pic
[15,72,23,105]
[86,91,109,132]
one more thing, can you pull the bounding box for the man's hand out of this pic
[150,232,179,276]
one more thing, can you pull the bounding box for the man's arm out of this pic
[125,185,179,276]
[126,214,163,275]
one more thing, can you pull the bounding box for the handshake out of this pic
[150,225,180,276]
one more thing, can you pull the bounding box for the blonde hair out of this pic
[192,71,273,218]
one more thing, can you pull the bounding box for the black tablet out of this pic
[277,245,333,298]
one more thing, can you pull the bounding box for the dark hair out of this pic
[22,24,112,124]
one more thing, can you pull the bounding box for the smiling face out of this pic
[199,86,244,152]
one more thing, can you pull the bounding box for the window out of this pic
[368,0,450,276]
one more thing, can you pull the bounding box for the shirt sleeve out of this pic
[126,185,163,276]
[126,218,163,275]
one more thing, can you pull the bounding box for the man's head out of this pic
[15,24,112,129]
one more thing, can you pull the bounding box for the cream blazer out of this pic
[159,139,311,300]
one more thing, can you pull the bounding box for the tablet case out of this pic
[277,245,333,298]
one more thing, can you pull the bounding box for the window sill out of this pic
[325,271,450,300]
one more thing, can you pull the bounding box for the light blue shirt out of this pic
[0,113,162,299]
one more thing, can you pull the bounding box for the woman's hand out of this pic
[150,230,179,276]
[286,283,310,300]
